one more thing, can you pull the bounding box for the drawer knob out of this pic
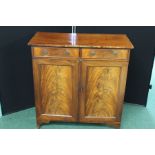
[41,49,48,56]
[89,51,96,56]
[64,50,70,56]
[112,51,118,55]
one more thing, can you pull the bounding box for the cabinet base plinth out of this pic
[102,122,121,129]
[36,121,121,129]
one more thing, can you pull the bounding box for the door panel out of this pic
[33,58,78,122]
[40,65,72,115]
[85,66,120,117]
[79,60,128,123]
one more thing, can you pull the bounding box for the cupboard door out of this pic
[79,60,128,123]
[32,58,79,123]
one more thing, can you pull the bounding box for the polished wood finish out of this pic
[81,49,129,60]
[79,61,128,124]
[28,32,134,49]
[28,32,133,128]
[32,58,79,126]
[33,47,79,58]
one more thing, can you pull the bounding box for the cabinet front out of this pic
[32,58,79,123]
[79,60,128,123]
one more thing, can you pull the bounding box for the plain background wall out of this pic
[0,101,2,117]
[0,26,71,115]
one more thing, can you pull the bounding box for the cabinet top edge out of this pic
[28,32,134,49]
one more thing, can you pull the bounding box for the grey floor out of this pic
[0,61,154,129]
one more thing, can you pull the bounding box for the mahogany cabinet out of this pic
[28,32,133,128]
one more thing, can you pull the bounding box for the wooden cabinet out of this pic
[28,32,133,128]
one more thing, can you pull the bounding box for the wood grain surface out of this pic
[28,32,134,49]
[40,65,72,115]
[33,47,79,58]
[32,58,79,127]
[79,61,128,124]
[81,49,129,60]
[85,66,120,117]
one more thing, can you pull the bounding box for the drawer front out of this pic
[82,49,129,60]
[33,47,79,58]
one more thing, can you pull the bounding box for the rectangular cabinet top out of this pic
[28,32,134,49]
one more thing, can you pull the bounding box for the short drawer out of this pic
[32,47,79,58]
[82,49,129,60]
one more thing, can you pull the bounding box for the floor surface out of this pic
[0,102,154,129]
